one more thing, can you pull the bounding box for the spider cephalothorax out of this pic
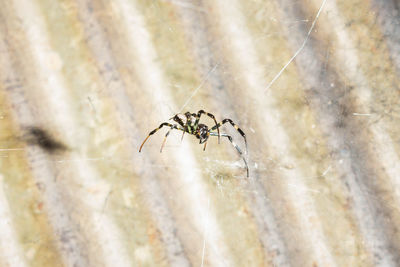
[139,110,249,176]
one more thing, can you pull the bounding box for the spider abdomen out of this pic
[195,124,209,144]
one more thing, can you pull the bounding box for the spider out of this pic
[139,110,249,177]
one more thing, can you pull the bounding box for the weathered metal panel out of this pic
[0,0,399,266]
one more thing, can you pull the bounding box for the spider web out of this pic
[137,1,335,266]
[140,0,400,265]
[2,0,398,266]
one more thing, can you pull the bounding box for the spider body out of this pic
[139,110,249,176]
[194,124,209,144]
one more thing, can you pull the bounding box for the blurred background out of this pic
[1,0,400,266]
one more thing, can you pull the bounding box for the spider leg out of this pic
[203,141,207,151]
[202,132,210,151]
[160,125,184,152]
[210,132,249,177]
[169,114,187,142]
[139,122,183,152]
[209,119,247,155]
[170,114,185,127]
[183,112,196,132]
[194,110,220,144]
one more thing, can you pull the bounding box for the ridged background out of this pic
[1,0,400,266]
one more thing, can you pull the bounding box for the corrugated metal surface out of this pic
[0,0,399,266]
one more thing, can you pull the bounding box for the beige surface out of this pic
[0,0,399,266]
